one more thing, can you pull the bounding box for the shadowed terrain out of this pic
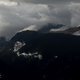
[0,31,80,80]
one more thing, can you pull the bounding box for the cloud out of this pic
[0,2,51,39]
[69,3,80,26]
[7,0,80,4]
[0,0,80,4]
[0,1,80,39]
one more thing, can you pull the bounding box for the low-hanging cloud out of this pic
[0,1,80,39]
[7,0,80,4]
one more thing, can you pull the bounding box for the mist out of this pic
[0,0,80,39]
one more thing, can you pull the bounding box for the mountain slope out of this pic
[11,30,80,56]
[51,25,80,35]
[1,25,80,80]
[18,23,65,33]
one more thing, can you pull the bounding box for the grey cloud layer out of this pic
[0,1,80,39]
[9,0,80,3]
[1,0,80,4]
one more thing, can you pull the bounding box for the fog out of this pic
[0,0,80,39]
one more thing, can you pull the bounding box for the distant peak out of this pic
[18,25,38,32]
[18,23,65,33]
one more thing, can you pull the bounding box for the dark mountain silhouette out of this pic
[38,23,64,32]
[1,29,80,80]
[19,23,65,33]
[63,25,80,34]
[11,30,80,56]
[52,25,80,35]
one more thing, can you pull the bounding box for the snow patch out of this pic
[54,56,58,59]
[16,52,43,60]
[19,25,38,32]
[13,41,26,52]
[73,30,80,36]
[50,25,69,32]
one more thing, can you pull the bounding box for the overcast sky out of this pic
[0,0,80,39]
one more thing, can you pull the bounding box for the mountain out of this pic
[1,24,80,80]
[10,30,80,56]
[63,25,80,34]
[19,23,65,33]
[51,25,80,35]
[19,23,80,35]
[38,23,65,32]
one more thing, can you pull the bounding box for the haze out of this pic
[0,0,80,39]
